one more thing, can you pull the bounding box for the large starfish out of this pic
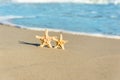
[53,33,67,50]
[35,29,54,48]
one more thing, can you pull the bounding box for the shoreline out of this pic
[1,22,120,40]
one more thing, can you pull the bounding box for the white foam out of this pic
[13,0,72,3]
[11,0,111,4]
[110,15,118,19]
[20,27,120,40]
[0,15,120,40]
[0,15,24,21]
[0,15,38,22]
[1,21,120,40]
[113,0,120,5]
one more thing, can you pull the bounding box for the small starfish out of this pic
[36,29,54,48]
[53,33,67,50]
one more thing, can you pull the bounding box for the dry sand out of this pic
[0,24,120,80]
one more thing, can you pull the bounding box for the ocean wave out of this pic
[1,22,119,40]
[109,15,118,19]
[18,27,120,40]
[0,15,37,26]
[0,20,120,40]
[0,15,39,21]
[11,0,120,4]
[0,15,24,20]
[12,0,87,3]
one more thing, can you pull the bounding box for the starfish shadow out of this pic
[19,41,40,47]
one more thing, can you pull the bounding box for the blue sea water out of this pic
[0,3,120,37]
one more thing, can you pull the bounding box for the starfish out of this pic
[53,33,67,50]
[35,29,54,48]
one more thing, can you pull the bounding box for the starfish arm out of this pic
[44,29,49,38]
[60,44,65,50]
[36,35,42,39]
[54,45,59,49]
[47,43,52,48]
[52,36,58,41]
[60,33,63,40]
[60,40,67,44]
[40,43,45,47]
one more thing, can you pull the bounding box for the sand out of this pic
[0,24,120,80]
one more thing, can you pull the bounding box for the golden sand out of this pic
[0,24,120,80]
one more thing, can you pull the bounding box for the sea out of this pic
[0,2,120,39]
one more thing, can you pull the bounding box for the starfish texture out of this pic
[36,29,54,48]
[53,33,67,50]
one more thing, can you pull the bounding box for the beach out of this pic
[0,24,120,80]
